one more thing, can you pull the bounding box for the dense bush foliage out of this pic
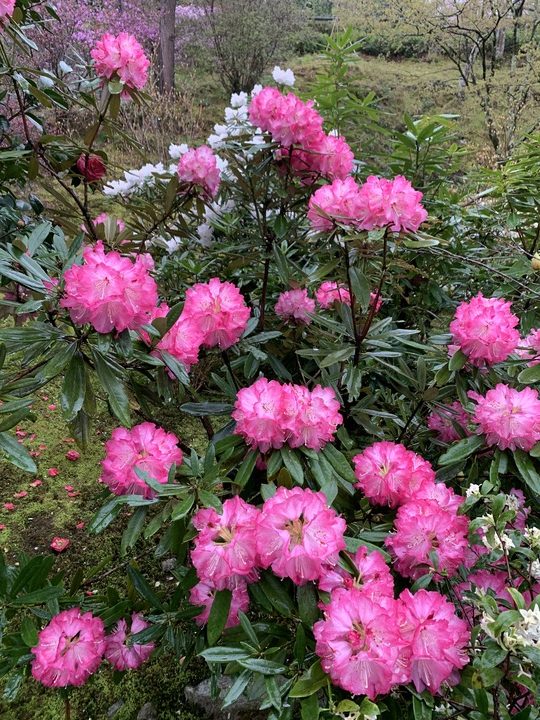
[0,3,540,720]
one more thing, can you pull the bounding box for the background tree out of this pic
[158,0,176,92]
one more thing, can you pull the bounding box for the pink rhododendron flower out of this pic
[397,589,470,694]
[469,384,540,452]
[232,377,288,452]
[104,613,154,671]
[275,289,315,324]
[353,441,435,508]
[307,176,362,232]
[155,315,204,371]
[287,132,354,183]
[369,291,383,313]
[66,450,80,461]
[50,537,70,553]
[315,281,351,308]
[61,241,159,334]
[319,545,394,601]
[455,569,513,621]
[449,293,519,367]
[76,154,106,183]
[47,468,59,477]
[177,145,221,198]
[256,486,346,584]
[182,278,250,350]
[31,608,105,687]
[0,0,15,22]
[191,497,260,583]
[386,493,469,580]
[249,87,324,148]
[100,422,183,498]
[314,589,405,699]
[282,384,343,451]
[356,175,428,233]
[427,401,470,443]
[190,575,250,629]
[91,32,149,91]
[518,328,540,366]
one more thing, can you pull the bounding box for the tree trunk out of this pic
[495,27,506,60]
[159,0,176,92]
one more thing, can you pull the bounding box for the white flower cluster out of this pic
[482,606,540,652]
[206,85,265,153]
[103,162,176,198]
[272,66,296,87]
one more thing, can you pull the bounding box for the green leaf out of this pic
[11,586,64,606]
[289,660,328,697]
[349,266,371,309]
[0,432,37,473]
[413,696,433,720]
[513,449,540,495]
[438,435,484,466]
[199,647,250,663]
[181,402,233,416]
[120,508,147,557]
[92,350,131,426]
[237,658,286,675]
[280,447,304,485]
[297,584,319,625]
[265,675,282,711]
[61,353,86,420]
[89,498,122,534]
[518,363,540,384]
[160,350,189,385]
[222,669,252,707]
[235,450,257,488]
[448,349,467,371]
[171,494,194,521]
[258,572,294,617]
[127,566,163,611]
[322,444,356,484]
[301,694,319,720]
[20,617,38,647]
[207,589,232,646]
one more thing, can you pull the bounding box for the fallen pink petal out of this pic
[50,537,70,553]
[65,450,81,461]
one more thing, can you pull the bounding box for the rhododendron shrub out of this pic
[1,6,540,718]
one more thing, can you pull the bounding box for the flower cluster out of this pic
[427,401,470,443]
[449,293,519,366]
[177,145,221,198]
[275,288,315,324]
[314,585,469,699]
[315,281,351,308]
[0,0,14,23]
[232,377,343,452]
[61,241,158,334]
[76,153,106,183]
[190,487,346,625]
[155,278,250,371]
[308,175,427,233]
[518,328,540,366]
[31,608,154,688]
[249,87,354,182]
[469,384,540,452]
[100,422,183,498]
[91,32,149,92]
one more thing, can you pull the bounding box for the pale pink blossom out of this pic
[288,133,354,183]
[353,441,435,508]
[275,289,315,324]
[314,589,405,699]
[469,384,540,452]
[256,486,346,585]
[182,278,250,350]
[397,589,469,694]
[190,575,250,628]
[104,613,154,671]
[282,384,343,451]
[449,293,519,367]
[518,328,540,366]
[356,175,428,233]
[386,495,469,580]
[191,497,260,583]
[61,241,158,334]
[307,176,362,232]
[155,315,204,371]
[177,145,221,198]
[91,32,149,91]
[427,401,470,443]
[315,281,351,308]
[319,545,394,601]
[100,422,183,498]
[0,0,15,22]
[232,377,288,452]
[248,87,323,148]
[31,608,105,687]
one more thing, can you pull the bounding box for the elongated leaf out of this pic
[207,589,232,645]
[180,402,233,416]
[235,450,257,488]
[120,508,147,556]
[280,447,304,484]
[61,353,86,419]
[127,566,163,611]
[11,585,64,606]
[222,669,252,708]
[0,432,37,473]
[237,658,286,675]
[438,435,484,466]
[199,646,250,663]
[92,350,131,426]
[513,449,540,495]
[289,661,328,697]
[518,363,540,384]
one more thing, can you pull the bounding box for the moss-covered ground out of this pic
[0,384,211,719]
